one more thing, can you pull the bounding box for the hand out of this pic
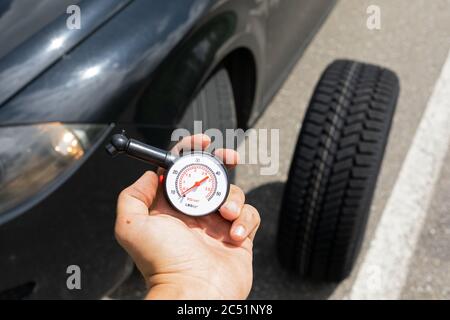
[115,134,261,300]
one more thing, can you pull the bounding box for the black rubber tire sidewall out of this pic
[178,68,237,135]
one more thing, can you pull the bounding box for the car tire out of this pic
[179,68,237,134]
[277,60,400,282]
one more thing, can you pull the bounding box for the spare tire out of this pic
[277,60,400,282]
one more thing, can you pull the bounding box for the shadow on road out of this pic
[247,182,337,300]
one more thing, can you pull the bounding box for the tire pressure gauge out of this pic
[105,133,229,217]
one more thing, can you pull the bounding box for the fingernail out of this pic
[234,225,246,238]
[224,201,239,213]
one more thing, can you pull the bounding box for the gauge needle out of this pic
[181,176,209,197]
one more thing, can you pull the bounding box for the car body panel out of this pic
[0,0,216,125]
[263,0,335,110]
[0,0,132,107]
[0,0,82,60]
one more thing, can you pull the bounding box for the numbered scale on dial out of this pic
[165,152,229,216]
[106,133,230,216]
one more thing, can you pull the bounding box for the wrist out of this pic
[145,274,226,300]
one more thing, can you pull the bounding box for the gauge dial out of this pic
[165,152,229,216]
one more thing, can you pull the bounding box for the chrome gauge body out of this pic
[165,152,229,216]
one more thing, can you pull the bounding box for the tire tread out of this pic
[277,60,399,281]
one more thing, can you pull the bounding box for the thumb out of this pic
[117,171,159,220]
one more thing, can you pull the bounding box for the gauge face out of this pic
[165,152,229,216]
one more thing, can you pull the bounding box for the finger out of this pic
[230,204,260,242]
[157,134,212,176]
[171,134,211,155]
[117,171,159,218]
[213,148,239,169]
[219,184,245,221]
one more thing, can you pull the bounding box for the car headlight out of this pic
[0,123,111,218]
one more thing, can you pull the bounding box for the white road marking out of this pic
[349,50,450,300]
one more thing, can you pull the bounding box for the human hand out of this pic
[115,134,260,300]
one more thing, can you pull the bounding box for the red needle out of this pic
[181,176,209,197]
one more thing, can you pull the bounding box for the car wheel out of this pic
[277,60,400,281]
[178,68,237,134]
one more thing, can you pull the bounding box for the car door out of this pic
[263,0,334,103]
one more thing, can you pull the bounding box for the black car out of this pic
[0,0,336,299]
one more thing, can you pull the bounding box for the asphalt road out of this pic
[111,0,450,300]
